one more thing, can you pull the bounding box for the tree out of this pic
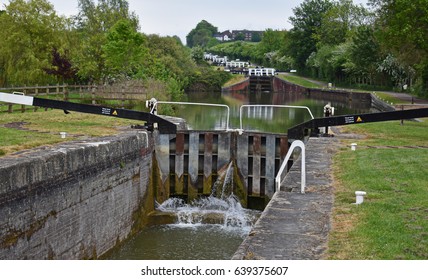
[73,0,139,83]
[258,29,285,54]
[186,20,218,48]
[44,48,79,83]
[234,33,245,41]
[251,32,262,42]
[287,0,334,72]
[255,29,288,66]
[316,0,369,46]
[369,0,428,95]
[191,46,205,65]
[0,0,65,86]
[102,19,146,80]
[349,25,382,85]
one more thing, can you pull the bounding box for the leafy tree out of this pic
[254,29,290,67]
[102,19,146,80]
[288,0,334,72]
[0,0,65,86]
[209,41,259,62]
[73,0,139,83]
[186,20,218,48]
[234,32,245,41]
[191,46,205,65]
[172,35,183,45]
[43,48,79,83]
[251,32,262,42]
[369,0,428,95]
[136,34,198,96]
[377,54,416,90]
[206,37,220,49]
[349,25,382,85]
[316,0,369,46]
[257,29,285,56]
[306,45,335,79]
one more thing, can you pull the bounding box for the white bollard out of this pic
[60,132,67,139]
[355,191,367,205]
[351,143,357,151]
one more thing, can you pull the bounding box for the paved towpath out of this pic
[232,137,339,260]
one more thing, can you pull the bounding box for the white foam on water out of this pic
[156,194,258,237]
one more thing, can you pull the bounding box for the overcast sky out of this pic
[3,0,369,43]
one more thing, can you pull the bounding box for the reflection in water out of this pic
[153,90,371,133]
[107,225,247,260]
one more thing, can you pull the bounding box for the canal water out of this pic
[108,225,248,260]
[155,90,371,133]
[107,89,372,260]
[108,195,260,260]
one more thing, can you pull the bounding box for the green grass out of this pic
[277,73,324,88]
[223,74,247,87]
[372,92,404,105]
[328,120,428,259]
[0,109,138,156]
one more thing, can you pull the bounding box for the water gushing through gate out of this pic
[156,162,258,237]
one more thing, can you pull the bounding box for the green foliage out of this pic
[209,41,258,62]
[377,54,416,90]
[142,35,195,84]
[370,0,428,96]
[257,29,285,58]
[191,46,205,65]
[72,0,139,83]
[0,0,65,86]
[288,0,334,72]
[102,19,147,80]
[316,0,369,46]
[282,0,427,94]
[186,20,218,48]
[186,66,231,92]
[251,32,262,43]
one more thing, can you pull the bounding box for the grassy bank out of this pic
[328,119,428,259]
[277,73,323,88]
[373,92,404,105]
[0,110,137,157]
[223,74,247,87]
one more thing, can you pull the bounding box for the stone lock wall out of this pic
[0,131,153,259]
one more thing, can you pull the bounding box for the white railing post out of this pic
[275,140,306,194]
[239,105,314,131]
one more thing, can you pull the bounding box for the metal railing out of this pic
[239,104,314,130]
[150,101,231,131]
[275,140,306,194]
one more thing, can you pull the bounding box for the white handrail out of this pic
[275,140,306,194]
[151,101,230,131]
[239,104,314,130]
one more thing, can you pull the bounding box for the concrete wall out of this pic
[0,131,153,259]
